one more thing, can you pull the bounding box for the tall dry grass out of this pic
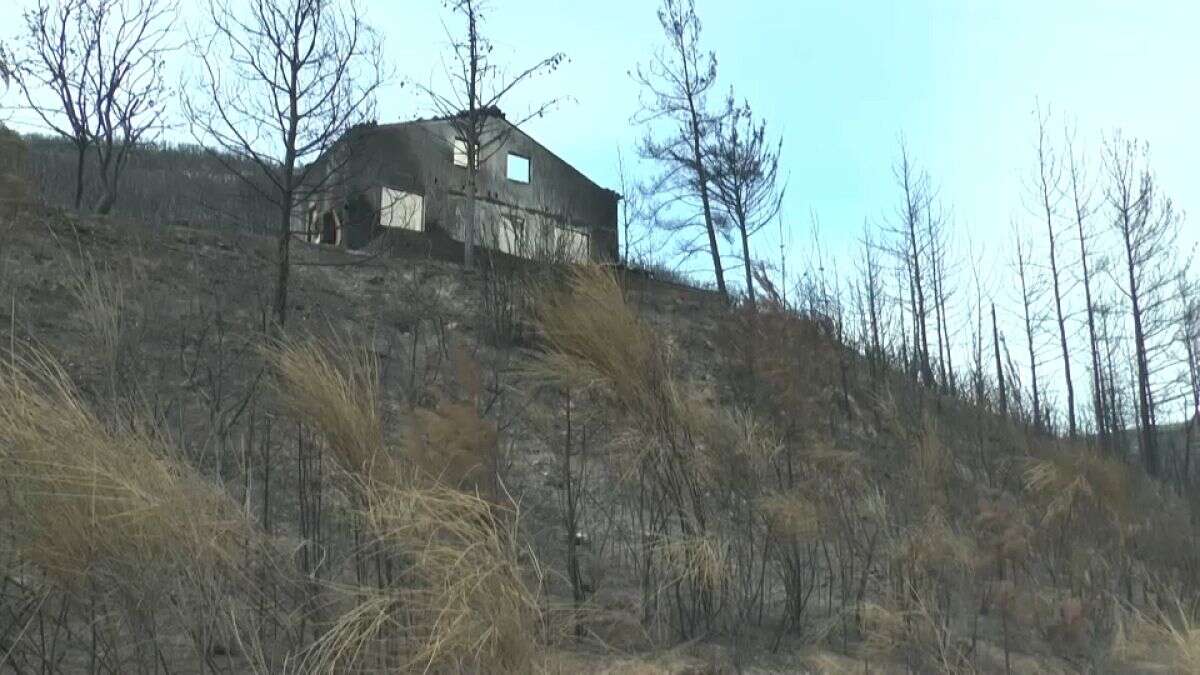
[1111,601,1200,672]
[534,267,728,634]
[534,266,669,423]
[0,348,249,590]
[533,265,714,499]
[269,336,540,673]
[304,484,540,673]
[1024,443,1133,536]
[70,259,129,361]
[409,402,498,494]
[269,337,394,490]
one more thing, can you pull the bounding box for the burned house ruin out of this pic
[296,109,620,263]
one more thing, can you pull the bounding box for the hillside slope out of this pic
[1,207,1198,673]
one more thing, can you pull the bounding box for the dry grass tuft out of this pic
[271,336,500,495]
[654,534,728,592]
[1111,602,1200,672]
[760,493,820,540]
[975,492,1032,570]
[305,484,541,673]
[70,258,129,357]
[68,258,146,402]
[905,418,953,512]
[271,337,540,673]
[892,506,977,578]
[533,266,716,489]
[534,265,718,522]
[0,348,249,589]
[534,266,669,424]
[1024,445,1133,536]
[269,337,394,489]
[408,402,498,494]
[861,590,977,673]
[859,601,908,661]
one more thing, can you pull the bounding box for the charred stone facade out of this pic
[297,112,619,262]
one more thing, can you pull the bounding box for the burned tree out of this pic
[1027,106,1077,436]
[858,221,886,377]
[0,42,12,87]
[1103,133,1184,477]
[635,0,728,297]
[888,142,934,387]
[11,0,98,209]
[88,0,174,214]
[705,92,785,307]
[420,0,565,270]
[964,240,989,407]
[1013,224,1047,431]
[1179,274,1199,487]
[185,0,382,326]
[11,0,173,214]
[616,147,651,266]
[992,303,1008,417]
[925,200,955,392]
[1064,123,1107,442]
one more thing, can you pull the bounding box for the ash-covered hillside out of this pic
[0,206,1197,673]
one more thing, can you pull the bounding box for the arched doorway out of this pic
[313,209,341,245]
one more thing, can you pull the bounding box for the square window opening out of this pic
[507,153,530,183]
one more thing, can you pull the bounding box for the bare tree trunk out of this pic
[93,138,123,215]
[907,263,918,378]
[273,189,293,327]
[1046,243,1076,435]
[273,78,300,327]
[73,140,86,209]
[863,227,883,377]
[898,268,911,376]
[927,211,952,391]
[910,220,931,386]
[894,145,933,386]
[1103,135,1178,477]
[1016,239,1042,430]
[1184,302,1199,485]
[686,94,725,297]
[1033,111,1076,436]
[1066,129,1105,443]
[1122,222,1157,475]
[463,7,479,270]
[465,155,477,269]
[739,216,754,308]
[1100,309,1123,444]
[993,303,1007,417]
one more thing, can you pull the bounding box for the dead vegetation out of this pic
[0,348,248,588]
[0,126,30,217]
[2,212,1200,673]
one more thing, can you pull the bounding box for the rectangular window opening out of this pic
[453,138,468,167]
[507,153,530,183]
[380,187,424,231]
